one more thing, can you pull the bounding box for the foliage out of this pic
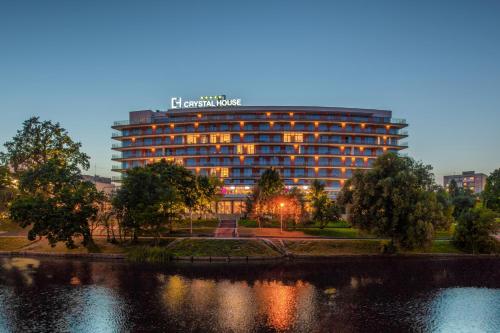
[307,180,341,229]
[446,179,476,219]
[0,165,16,218]
[9,159,103,248]
[247,168,312,227]
[112,160,219,241]
[0,117,90,172]
[453,207,499,253]
[482,168,500,213]
[337,153,452,250]
[257,167,284,199]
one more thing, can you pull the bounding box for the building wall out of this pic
[444,171,487,194]
[111,106,408,214]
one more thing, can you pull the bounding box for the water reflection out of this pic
[425,288,500,332]
[0,257,498,332]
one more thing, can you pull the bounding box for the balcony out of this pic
[111,165,122,170]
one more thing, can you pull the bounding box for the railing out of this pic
[111,154,122,159]
[111,176,123,182]
[111,165,122,170]
[113,115,408,127]
[111,140,406,149]
[111,132,122,137]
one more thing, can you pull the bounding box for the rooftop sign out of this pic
[170,95,242,109]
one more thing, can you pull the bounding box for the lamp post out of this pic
[279,202,284,233]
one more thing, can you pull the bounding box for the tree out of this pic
[483,168,500,213]
[0,165,16,218]
[0,117,90,172]
[112,160,200,241]
[447,179,460,197]
[307,180,340,228]
[249,168,285,227]
[257,167,284,199]
[453,207,499,254]
[9,159,102,248]
[337,153,452,250]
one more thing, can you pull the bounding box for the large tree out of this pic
[3,117,103,248]
[0,117,90,172]
[453,207,499,254]
[112,160,204,240]
[307,180,340,228]
[483,168,500,213]
[9,159,103,248]
[337,153,452,250]
[249,168,285,227]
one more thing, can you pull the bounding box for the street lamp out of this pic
[279,202,285,233]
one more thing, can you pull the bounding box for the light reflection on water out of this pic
[0,257,498,332]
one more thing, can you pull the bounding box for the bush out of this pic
[453,207,499,254]
[127,246,173,263]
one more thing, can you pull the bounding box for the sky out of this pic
[1,0,499,183]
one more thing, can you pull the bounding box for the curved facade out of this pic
[112,105,408,214]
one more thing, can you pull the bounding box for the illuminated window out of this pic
[220,133,231,143]
[200,135,208,144]
[210,134,217,143]
[186,134,197,144]
[246,144,255,154]
[283,132,303,143]
[220,168,229,178]
[237,145,243,154]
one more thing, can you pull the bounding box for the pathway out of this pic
[214,219,237,238]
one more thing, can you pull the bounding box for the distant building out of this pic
[82,175,116,196]
[444,171,487,194]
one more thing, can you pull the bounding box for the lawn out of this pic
[0,237,35,251]
[167,239,281,257]
[284,239,383,255]
[14,237,125,254]
[296,227,375,238]
[0,219,25,233]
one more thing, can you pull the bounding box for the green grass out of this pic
[297,227,375,238]
[405,240,462,254]
[284,239,383,255]
[0,219,24,233]
[127,246,173,263]
[168,239,281,257]
[0,237,35,251]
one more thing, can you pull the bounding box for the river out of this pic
[0,256,499,332]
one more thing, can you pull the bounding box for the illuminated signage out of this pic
[170,95,242,109]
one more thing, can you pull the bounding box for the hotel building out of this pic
[112,97,408,215]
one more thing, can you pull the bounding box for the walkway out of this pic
[214,219,237,238]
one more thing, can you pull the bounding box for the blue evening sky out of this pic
[1,0,499,183]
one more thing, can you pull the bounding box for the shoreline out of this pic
[1,250,498,262]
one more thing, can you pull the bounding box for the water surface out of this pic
[0,256,499,332]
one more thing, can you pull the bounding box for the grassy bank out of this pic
[285,239,383,255]
[127,239,281,263]
[0,236,490,263]
[0,237,35,251]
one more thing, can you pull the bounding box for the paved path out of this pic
[214,219,237,238]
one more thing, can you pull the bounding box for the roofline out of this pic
[162,105,392,116]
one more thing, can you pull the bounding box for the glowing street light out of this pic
[279,202,285,233]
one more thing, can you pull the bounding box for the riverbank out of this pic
[0,236,498,263]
